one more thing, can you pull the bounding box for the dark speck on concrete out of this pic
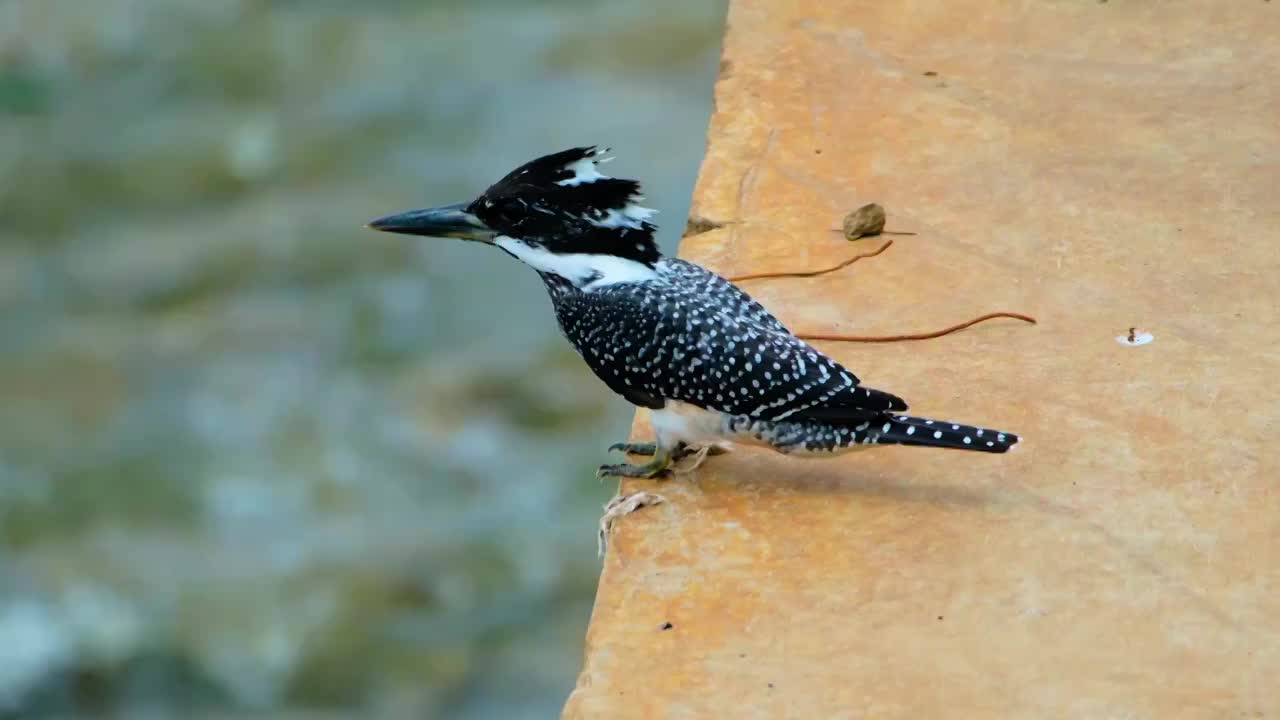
[660,622,674,631]
[684,215,725,237]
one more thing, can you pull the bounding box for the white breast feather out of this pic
[495,236,657,289]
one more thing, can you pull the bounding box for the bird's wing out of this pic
[555,275,907,422]
[657,258,907,420]
[660,257,792,335]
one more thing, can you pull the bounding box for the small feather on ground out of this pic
[672,445,713,474]
[598,491,667,557]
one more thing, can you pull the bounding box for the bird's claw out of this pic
[597,461,671,480]
[607,441,729,460]
[608,442,657,455]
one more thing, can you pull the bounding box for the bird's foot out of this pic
[607,441,660,456]
[608,441,729,461]
[602,441,728,479]
[597,451,673,479]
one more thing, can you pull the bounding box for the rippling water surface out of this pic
[0,1,726,716]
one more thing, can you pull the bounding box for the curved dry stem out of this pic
[797,312,1038,343]
[728,240,894,282]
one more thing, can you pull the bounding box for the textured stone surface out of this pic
[563,1,1280,717]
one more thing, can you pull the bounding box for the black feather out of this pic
[877,414,1019,453]
[467,147,660,264]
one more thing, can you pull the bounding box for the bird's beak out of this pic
[366,202,495,243]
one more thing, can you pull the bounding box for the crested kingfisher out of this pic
[368,147,1020,479]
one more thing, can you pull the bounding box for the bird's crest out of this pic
[466,147,660,264]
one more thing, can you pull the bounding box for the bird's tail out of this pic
[877,414,1020,453]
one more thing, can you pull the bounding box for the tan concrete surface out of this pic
[563,2,1280,717]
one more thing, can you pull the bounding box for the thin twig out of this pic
[728,240,895,282]
[797,312,1038,343]
[725,235,1036,343]
[829,228,917,236]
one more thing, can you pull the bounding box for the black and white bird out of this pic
[368,147,1019,478]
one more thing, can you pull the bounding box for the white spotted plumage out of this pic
[539,253,1019,456]
[371,146,1022,460]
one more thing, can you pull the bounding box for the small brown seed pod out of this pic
[842,203,887,240]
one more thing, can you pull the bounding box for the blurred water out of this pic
[0,1,726,717]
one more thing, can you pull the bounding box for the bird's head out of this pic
[367,147,660,266]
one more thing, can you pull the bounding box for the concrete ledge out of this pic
[564,1,1280,716]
